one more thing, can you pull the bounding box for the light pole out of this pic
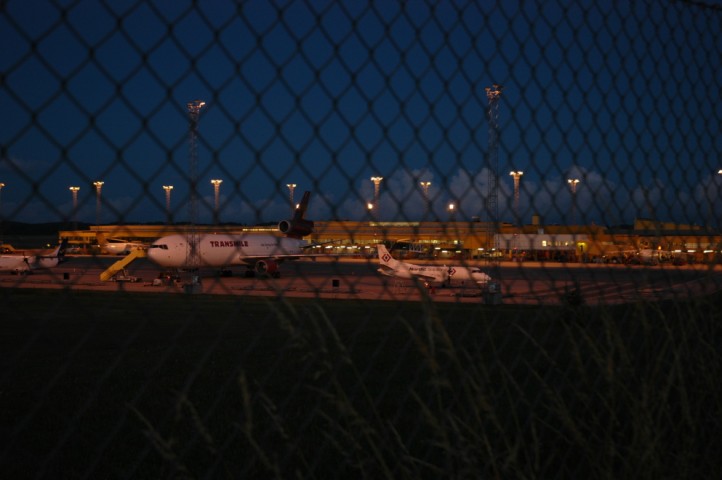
[211,179,222,224]
[187,100,205,226]
[509,171,523,226]
[448,202,456,221]
[186,99,205,277]
[370,176,383,211]
[367,203,378,241]
[420,181,431,218]
[485,84,503,254]
[69,186,80,230]
[163,185,173,224]
[93,181,104,225]
[568,178,580,225]
[286,183,297,216]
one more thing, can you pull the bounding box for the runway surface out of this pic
[2,255,721,306]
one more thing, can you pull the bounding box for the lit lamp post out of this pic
[485,84,503,260]
[367,203,377,240]
[509,171,523,226]
[163,185,173,224]
[448,202,456,221]
[286,183,297,216]
[211,179,222,224]
[187,100,205,228]
[370,176,383,211]
[186,99,205,278]
[69,186,80,230]
[420,181,431,218]
[567,178,580,225]
[93,181,104,225]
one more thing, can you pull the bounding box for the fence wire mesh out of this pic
[2,0,722,478]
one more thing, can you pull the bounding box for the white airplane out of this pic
[102,238,146,255]
[376,244,491,286]
[147,191,316,278]
[0,238,68,274]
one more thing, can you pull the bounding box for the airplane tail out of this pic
[377,244,400,270]
[278,191,314,238]
[36,238,68,268]
[40,238,68,259]
[57,238,68,262]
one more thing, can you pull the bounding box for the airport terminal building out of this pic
[58,216,721,264]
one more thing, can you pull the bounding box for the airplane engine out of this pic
[255,259,280,278]
[278,218,314,238]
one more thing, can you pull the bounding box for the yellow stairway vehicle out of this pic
[99,248,147,281]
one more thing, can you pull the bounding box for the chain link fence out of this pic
[2,1,722,478]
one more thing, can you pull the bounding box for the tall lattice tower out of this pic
[485,84,503,252]
[186,100,205,271]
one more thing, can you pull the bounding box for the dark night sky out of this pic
[2,0,722,227]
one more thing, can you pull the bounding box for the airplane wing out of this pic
[301,239,339,249]
[233,252,333,278]
[233,252,332,267]
[236,254,302,263]
[377,264,397,275]
[412,272,439,282]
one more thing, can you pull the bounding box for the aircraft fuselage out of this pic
[147,233,307,268]
[0,255,34,273]
[379,263,487,284]
[376,244,491,286]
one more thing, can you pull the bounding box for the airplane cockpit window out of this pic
[149,244,168,250]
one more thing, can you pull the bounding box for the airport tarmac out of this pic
[1,255,721,306]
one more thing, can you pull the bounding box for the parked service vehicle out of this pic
[111,269,140,282]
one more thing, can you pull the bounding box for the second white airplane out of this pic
[377,244,491,286]
[147,192,315,278]
[102,238,147,255]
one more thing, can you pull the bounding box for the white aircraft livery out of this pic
[0,238,68,274]
[102,238,146,255]
[147,192,315,278]
[377,244,491,286]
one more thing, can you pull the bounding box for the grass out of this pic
[0,287,721,479]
